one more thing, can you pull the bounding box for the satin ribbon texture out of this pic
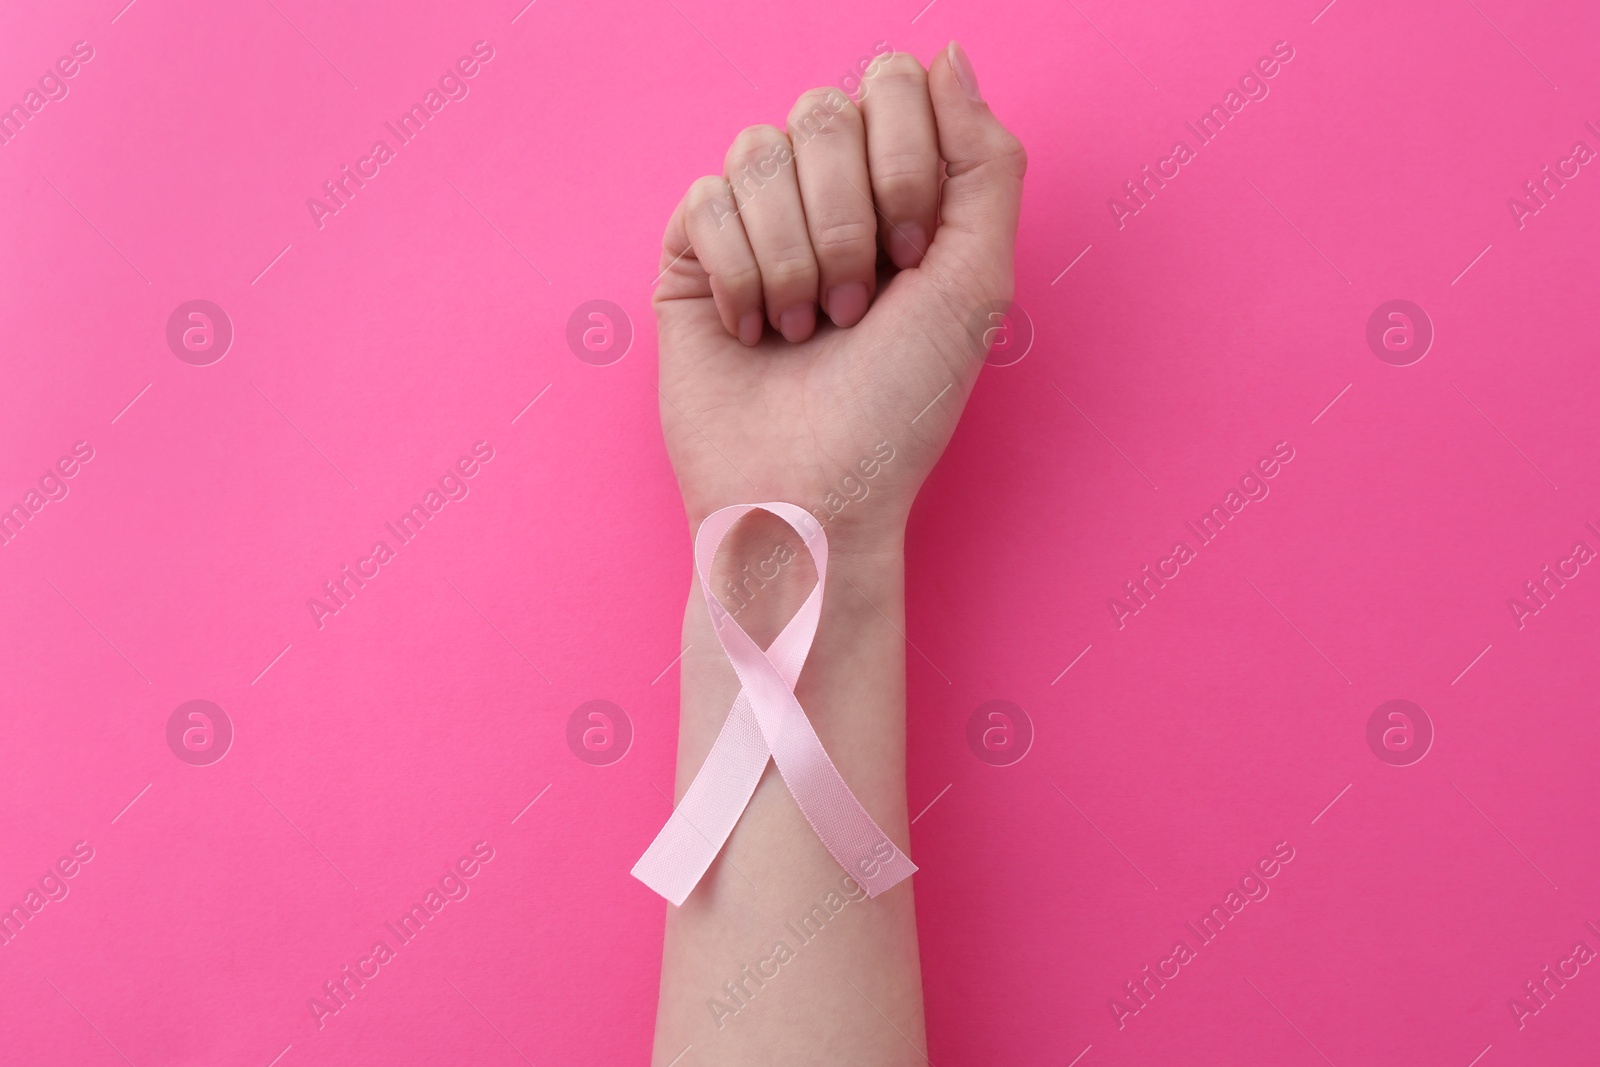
[632,502,917,906]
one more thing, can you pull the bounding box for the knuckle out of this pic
[760,253,818,292]
[686,174,730,205]
[726,124,792,176]
[715,263,762,297]
[787,89,856,141]
[685,176,737,228]
[866,52,927,90]
[994,130,1028,177]
[870,162,937,205]
[810,218,876,261]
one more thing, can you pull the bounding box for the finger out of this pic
[924,41,1027,299]
[725,125,819,343]
[679,175,766,345]
[787,88,876,328]
[858,53,940,270]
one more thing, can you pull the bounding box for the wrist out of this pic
[691,506,901,641]
[683,496,907,563]
[677,508,911,785]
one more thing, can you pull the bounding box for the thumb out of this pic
[923,41,1027,303]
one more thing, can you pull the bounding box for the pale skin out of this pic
[650,43,1026,1065]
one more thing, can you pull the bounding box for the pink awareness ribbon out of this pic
[632,502,917,906]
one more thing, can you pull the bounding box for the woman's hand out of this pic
[653,42,1026,553]
[648,45,1024,1066]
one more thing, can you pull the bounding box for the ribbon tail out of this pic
[752,683,918,898]
[631,689,769,906]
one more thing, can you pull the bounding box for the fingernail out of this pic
[779,304,816,342]
[826,282,870,327]
[886,223,927,269]
[948,41,981,102]
[738,309,763,346]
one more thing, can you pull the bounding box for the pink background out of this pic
[4,0,1599,1063]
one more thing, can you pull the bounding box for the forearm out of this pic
[650,512,927,1066]
[646,40,1019,1065]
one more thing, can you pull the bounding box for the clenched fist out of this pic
[653,42,1026,550]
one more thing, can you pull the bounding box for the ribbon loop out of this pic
[632,503,916,906]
